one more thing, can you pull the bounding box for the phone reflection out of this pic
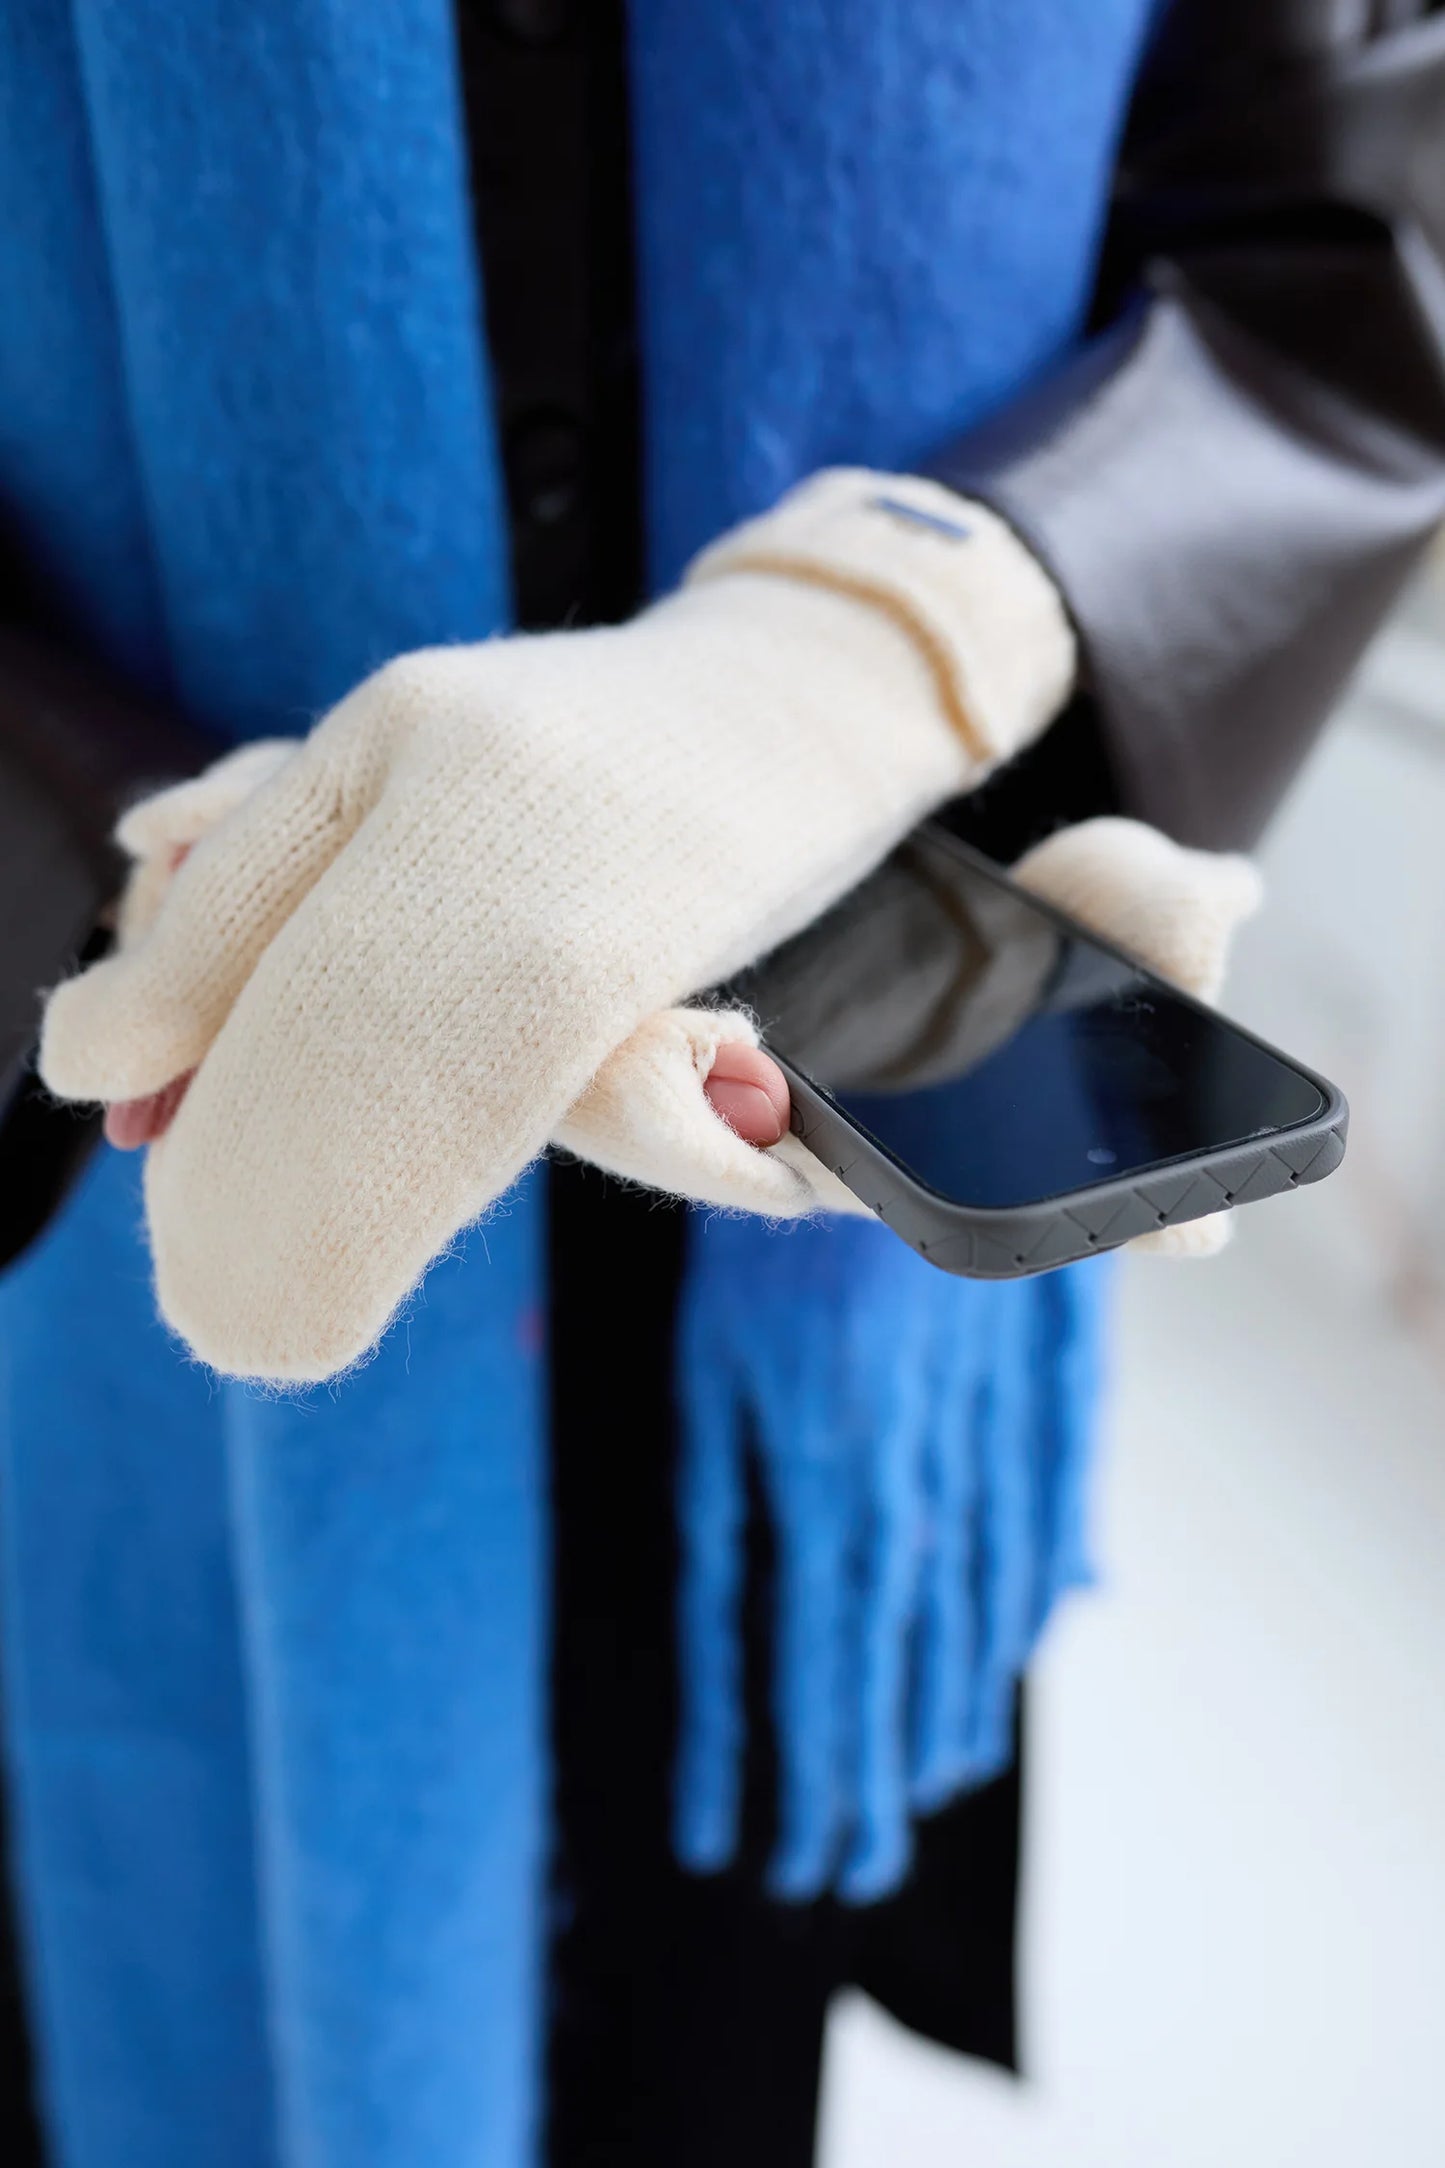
[728,836,1325,1211]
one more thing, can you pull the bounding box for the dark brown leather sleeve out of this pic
[926,0,1445,852]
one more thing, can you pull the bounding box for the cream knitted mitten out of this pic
[41,471,1074,1381]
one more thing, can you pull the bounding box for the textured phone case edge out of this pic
[783,1064,1348,1279]
[774,828,1351,1281]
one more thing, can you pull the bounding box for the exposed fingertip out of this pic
[102,1071,193,1151]
[707,1040,790,1132]
[705,1076,786,1146]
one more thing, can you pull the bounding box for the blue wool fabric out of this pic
[0,6,539,2166]
[0,4,1153,2165]
[675,1223,1111,1905]
[628,0,1152,1904]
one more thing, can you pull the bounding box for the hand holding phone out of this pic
[84,761,1347,1295]
[727,819,1346,1277]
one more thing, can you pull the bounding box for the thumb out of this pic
[554,1007,867,1216]
[115,738,299,861]
[41,733,353,1104]
[114,739,299,950]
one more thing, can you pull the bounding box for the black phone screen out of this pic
[727,829,1326,1211]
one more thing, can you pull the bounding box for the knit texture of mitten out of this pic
[40,471,1074,1381]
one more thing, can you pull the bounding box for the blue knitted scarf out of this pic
[0,4,1152,2163]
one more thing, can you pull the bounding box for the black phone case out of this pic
[773,832,1349,1280]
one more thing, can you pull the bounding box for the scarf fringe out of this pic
[675,1216,1111,1905]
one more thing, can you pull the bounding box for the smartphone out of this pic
[725,821,1348,1277]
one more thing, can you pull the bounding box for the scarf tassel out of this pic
[675,1215,1111,1905]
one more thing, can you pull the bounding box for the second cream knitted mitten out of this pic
[40,471,1074,1381]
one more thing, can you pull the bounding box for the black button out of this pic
[491,0,569,42]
